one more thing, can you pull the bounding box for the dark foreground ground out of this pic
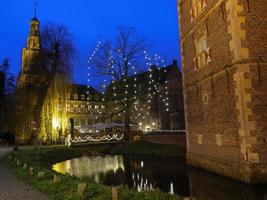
[0,147,50,200]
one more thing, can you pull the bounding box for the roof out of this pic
[70,84,99,96]
[105,60,182,100]
[31,17,39,22]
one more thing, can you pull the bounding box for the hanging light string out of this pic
[87,44,170,132]
[87,41,101,121]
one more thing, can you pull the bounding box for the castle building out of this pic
[16,16,48,142]
[178,0,267,183]
[105,60,185,132]
[66,61,185,134]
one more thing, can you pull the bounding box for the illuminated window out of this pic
[81,95,85,100]
[67,93,71,99]
[194,35,211,70]
[101,105,105,109]
[95,105,99,109]
[74,94,78,100]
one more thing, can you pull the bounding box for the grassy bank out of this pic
[2,146,182,200]
[111,141,186,158]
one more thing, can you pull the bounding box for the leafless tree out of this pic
[0,58,16,136]
[90,27,147,141]
[41,23,76,83]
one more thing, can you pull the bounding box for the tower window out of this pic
[194,35,211,70]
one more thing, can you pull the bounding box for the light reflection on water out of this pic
[53,155,124,182]
[52,155,267,199]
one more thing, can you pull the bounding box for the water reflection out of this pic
[52,155,267,199]
[53,155,124,183]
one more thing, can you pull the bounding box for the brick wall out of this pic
[178,0,267,183]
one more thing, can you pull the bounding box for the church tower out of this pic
[20,17,44,75]
[16,15,48,143]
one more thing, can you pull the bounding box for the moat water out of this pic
[52,155,267,200]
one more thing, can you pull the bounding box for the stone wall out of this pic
[143,134,186,148]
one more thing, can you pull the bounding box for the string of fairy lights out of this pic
[87,41,171,130]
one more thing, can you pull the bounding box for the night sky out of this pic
[0,0,181,86]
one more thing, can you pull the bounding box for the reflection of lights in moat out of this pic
[141,161,144,168]
[170,182,174,195]
[52,155,124,182]
[132,172,154,192]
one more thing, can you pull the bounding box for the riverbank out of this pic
[2,145,182,200]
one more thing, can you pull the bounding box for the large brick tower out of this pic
[177,0,267,183]
[16,16,48,142]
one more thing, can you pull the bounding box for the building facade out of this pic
[67,61,185,134]
[178,0,267,183]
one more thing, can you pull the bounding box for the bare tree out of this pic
[41,23,76,83]
[90,27,147,141]
[0,58,16,136]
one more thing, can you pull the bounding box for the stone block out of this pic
[22,163,28,170]
[197,134,203,145]
[16,160,21,166]
[29,167,35,176]
[37,171,45,179]
[77,182,87,196]
[53,175,61,184]
[112,186,123,200]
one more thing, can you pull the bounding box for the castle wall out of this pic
[178,0,267,183]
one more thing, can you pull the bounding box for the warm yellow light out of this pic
[52,118,60,129]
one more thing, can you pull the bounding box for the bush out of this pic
[0,131,15,145]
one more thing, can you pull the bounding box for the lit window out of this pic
[74,94,78,100]
[95,105,99,109]
[81,95,85,100]
[67,93,71,99]
[101,105,105,109]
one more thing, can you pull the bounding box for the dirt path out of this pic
[0,147,50,200]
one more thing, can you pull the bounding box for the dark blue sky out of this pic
[0,0,181,85]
